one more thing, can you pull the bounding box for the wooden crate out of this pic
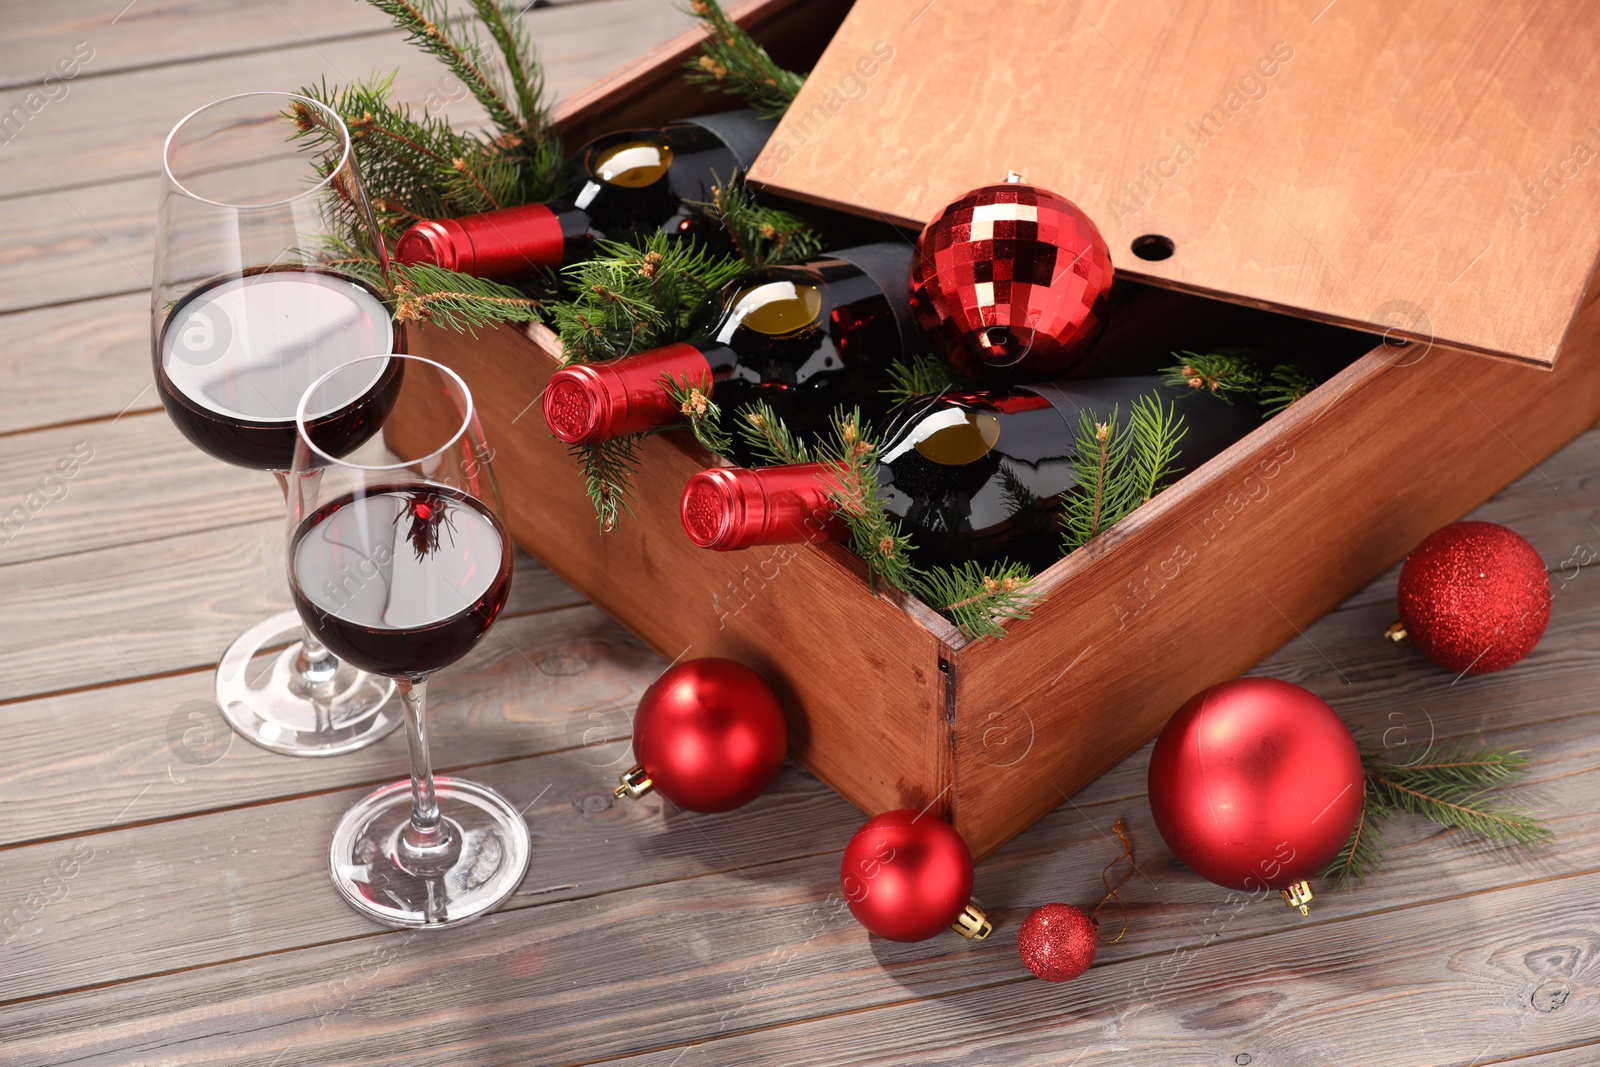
[398,0,1600,859]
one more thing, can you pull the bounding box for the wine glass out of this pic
[288,355,530,929]
[152,91,403,756]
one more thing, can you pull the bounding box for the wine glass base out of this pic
[216,610,401,757]
[329,778,532,929]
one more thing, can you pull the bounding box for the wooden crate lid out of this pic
[749,0,1600,367]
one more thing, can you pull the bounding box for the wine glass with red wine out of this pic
[152,92,404,756]
[288,355,529,928]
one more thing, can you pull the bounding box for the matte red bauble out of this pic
[1395,521,1550,674]
[910,182,1113,383]
[1017,903,1097,982]
[1147,678,1364,913]
[840,809,991,942]
[613,658,786,813]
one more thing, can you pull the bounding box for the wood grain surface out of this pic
[2,2,1597,1066]
[752,0,1600,367]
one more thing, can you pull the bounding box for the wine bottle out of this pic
[679,378,1261,570]
[541,242,917,451]
[394,110,775,279]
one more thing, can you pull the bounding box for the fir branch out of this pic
[1060,401,1189,552]
[366,0,524,138]
[818,408,920,594]
[1325,737,1552,886]
[661,371,733,456]
[1126,395,1187,504]
[1259,364,1318,416]
[884,353,957,408]
[392,262,540,332]
[915,560,1038,642]
[737,400,812,465]
[470,0,551,144]
[548,235,745,364]
[1323,779,1388,888]
[699,177,824,267]
[680,0,806,120]
[1161,350,1262,401]
[572,437,641,533]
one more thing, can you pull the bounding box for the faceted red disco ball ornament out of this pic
[911,183,1113,383]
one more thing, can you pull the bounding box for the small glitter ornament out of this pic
[910,182,1113,383]
[1017,816,1134,982]
[1391,521,1551,675]
[1017,903,1098,982]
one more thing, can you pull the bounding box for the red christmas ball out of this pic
[1017,903,1097,982]
[910,183,1113,383]
[626,658,786,813]
[1396,521,1550,675]
[841,810,981,942]
[1147,679,1364,893]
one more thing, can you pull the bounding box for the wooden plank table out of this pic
[1,4,1595,1065]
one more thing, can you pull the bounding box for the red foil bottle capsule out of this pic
[680,465,848,551]
[543,343,708,444]
[395,203,566,278]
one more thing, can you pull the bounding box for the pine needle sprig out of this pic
[1323,779,1389,888]
[1325,737,1552,887]
[680,0,805,120]
[737,400,812,465]
[392,262,540,332]
[700,177,825,267]
[661,372,733,456]
[817,408,920,593]
[1126,395,1187,504]
[548,235,745,364]
[1259,365,1318,416]
[1162,350,1262,401]
[572,437,641,533]
[293,74,530,243]
[884,353,958,408]
[915,560,1039,642]
[366,0,524,140]
[1060,401,1189,552]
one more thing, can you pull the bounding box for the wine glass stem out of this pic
[399,677,445,846]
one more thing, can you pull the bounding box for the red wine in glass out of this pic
[288,484,512,677]
[156,266,404,471]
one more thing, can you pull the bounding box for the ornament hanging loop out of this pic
[1281,879,1314,916]
[1089,816,1136,944]
[1384,622,1409,644]
[614,764,654,800]
[951,903,993,940]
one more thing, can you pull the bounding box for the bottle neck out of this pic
[394,202,567,278]
[681,464,849,551]
[542,343,714,444]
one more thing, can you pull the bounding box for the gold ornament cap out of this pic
[951,903,992,940]
[1281,879,1314,916]
[614,764,654,801]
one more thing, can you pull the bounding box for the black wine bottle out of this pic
[542,243,916,453]
[395,110,775,278]
[680,377,1262,570]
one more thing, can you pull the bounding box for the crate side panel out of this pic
[952,301,1600,859]
[397,323,948,817]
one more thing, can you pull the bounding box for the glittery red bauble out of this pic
[841,810,974,942]
[1147,679,1364,892]
[631,658,787,813]
[1397,521,1551,675]
[910,183,1113,383]
[1018,903,1097,982]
